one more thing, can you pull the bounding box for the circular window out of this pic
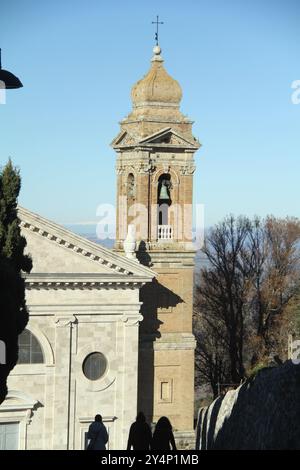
[82,352,107,381]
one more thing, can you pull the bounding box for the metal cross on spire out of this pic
[152,15,164,46]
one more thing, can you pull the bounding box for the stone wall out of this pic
[196,361,300,450]
[175,431,195,450]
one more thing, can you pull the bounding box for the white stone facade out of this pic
[0,207,154,450]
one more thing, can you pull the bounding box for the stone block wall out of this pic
[196,361,300,450]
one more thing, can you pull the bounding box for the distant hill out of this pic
[65,225,208,271]
[64,224,115,249]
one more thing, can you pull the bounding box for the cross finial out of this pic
[152,15,164,46]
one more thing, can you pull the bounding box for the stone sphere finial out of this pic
[153,45,161,56]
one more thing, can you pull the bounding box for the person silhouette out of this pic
[151,416,177,450]
[87,414,108,450]
[127,412,152,450]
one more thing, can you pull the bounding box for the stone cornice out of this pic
[24,273,150,290]
[140,333,196,351]
[27,303,143,313]
[78,416,117,423]
[18,206,156,280]
[120,118,194,125]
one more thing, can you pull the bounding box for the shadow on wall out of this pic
[196,361,300,450]
[137,242,184,424]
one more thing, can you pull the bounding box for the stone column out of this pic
[52,315,77,450]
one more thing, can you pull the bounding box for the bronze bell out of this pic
[159,180,170,200]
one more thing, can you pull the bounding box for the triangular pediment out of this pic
[138,128,200,149]
[111,130,137,148]
[18,207,155,281]
[111,128,200,150]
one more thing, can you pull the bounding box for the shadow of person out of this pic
[127,412,152,450]
[151,416,177,450]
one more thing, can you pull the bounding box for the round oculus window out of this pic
[82,352,107,381]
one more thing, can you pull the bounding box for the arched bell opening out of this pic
[127,173,135,225]
[127,173,135,199]
[157,174,173,240]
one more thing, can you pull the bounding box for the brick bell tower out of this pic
[112,43,200,437]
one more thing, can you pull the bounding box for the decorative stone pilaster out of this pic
[114,312,143,449]
[52,315,77,450]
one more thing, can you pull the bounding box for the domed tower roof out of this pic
[119,44,194,140]
[131,45,182,108]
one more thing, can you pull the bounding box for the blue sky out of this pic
[1,0,299,230]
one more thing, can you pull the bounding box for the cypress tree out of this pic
[0,159,32,404]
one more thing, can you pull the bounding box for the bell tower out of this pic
[112,44,200,437]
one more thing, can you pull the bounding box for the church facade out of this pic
[0,44,199,450]
[0,207,154,450]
